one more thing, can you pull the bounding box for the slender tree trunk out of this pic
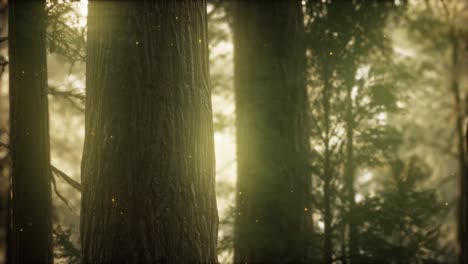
[323,76,333,264]
[323,147,332,264]
[451,30,468,264]
[8,1,52,263]
[341,224,347,264]
[81,1,218,263]
[345,83,358,264]
[233,0,312,262]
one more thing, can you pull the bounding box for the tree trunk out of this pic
[233,1,312,262]
[345,82,358,264]
[323,147,332,264]
[81,1,218,263]
[323,76,333,264]
[451,30,468,264]
[8,1,53,263]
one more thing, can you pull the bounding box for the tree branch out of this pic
[51,165,82,192]
[48,86,85,112]
[51,170,74,210]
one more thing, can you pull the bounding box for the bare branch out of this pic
[48,86,85,112]
[48,86,85,102]
[51,165,81,192]
[51,170,74,210]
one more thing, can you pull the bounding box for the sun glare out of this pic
[75,0,88,17]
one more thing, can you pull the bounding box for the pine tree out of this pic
[305,1,398,262]
[81,1,218,263]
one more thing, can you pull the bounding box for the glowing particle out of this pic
[255,219,259,223]
[198,39,202,43]
[329,52,333,55]
[304,208,308,211]
[136,41,139,45]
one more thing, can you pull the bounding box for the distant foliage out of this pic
[53,225,81,264]
[46,1,86,66]
[355,158,447,263]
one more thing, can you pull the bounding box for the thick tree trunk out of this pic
[233,1,312,262]
[81,1,218,263]
[8,1,53,263]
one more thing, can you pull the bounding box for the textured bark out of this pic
[8,1,53,263]
[81,1,218,263]
[233,1,312,262]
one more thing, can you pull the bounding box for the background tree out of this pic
[81,1,218,262]
[394,0,468,261]
[232,0,313,262]
[8,0,53,263]
[305,1,406,263]
[355,157,445,263]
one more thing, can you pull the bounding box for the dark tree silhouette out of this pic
[233,0,313,262]
[8,0,53,263]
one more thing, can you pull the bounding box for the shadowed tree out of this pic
[8,0,53,263]
[305,1,399,263]
[233,0,313,262]
[81,1,218,263]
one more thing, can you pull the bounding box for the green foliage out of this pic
[304,1,454,262]
[355,158,447,263]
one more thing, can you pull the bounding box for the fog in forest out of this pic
[0,0,467,263]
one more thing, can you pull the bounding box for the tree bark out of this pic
[81,1,218,263]
[233,1,312,262]
[451,30,468,264]
[8,1,53,263]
